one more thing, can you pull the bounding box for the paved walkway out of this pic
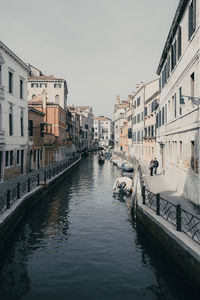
[141,163,200,218]
[0,154,77,195]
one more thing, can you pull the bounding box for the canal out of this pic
[0,154,193,299]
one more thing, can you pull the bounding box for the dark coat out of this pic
[154,160,159,167]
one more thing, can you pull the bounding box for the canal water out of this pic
[0,154,193,300]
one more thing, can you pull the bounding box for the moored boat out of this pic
[113,177,133,197]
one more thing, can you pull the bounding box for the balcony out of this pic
[0,129,5,145]
[0,85,4,101]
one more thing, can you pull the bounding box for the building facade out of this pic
[0,41,29,181]
[143,91,159,163]
[114,96,129,153]
[156,0,200,204]
[29,96,66,162]
[28,65,68,110]
[67,106,94,151]
[132,79,159,162]
[94,116,114,147]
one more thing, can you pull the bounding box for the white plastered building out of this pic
[156,0,200,204]
[0,41,29,181]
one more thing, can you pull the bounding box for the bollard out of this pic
[156,193,160,216]
[37,174,40,186]
[142,185,146,205]
[176,204,182,232]
[6,190,11,209]
[17,183,20,199]
[28,178,31,192]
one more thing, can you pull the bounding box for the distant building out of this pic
[132,79,159,161]
[94,116,114,147]
[114,96,129,153]
[0,41,29,181]
[28,65,68,110]
[143,91,159,163]
[68,106,94,150]
[156,0,200,204]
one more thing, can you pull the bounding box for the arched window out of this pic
[55,95,60,104]
[20,110,24,136]
[32,94,36,98]
[9,106,13,136]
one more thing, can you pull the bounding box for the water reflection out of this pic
[0,154,195,300]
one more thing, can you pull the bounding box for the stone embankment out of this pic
[0,156,81,251]
[131,167,200,294]
[113,151,200,293]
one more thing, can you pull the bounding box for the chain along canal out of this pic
[0,154,195,300]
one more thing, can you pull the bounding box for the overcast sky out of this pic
[1,0,179,118]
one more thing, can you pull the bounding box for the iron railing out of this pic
[140,171,200,245]
[0,156,80,217]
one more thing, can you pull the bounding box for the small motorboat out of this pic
[98,152,105,164]
[113,177,133,197]
[122,163,134,173]
[105,152,111,158]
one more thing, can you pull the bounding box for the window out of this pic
[40,83,47,88]
[144,106,147,117]
[31,83,38,88]
[190,72,195,98]
[162,107,165,125]
[40,123,44,137]
[40,149,43,160]
[178,26,182,59]
[5,151,9,167]
[9,71,13,93]
[151,126,154,137]
[29,120,33,136]
[55,95,60,103]
[10,151,13,166]
[128,128,132,139]
[85,124,88,129]
[54,83,61,88]
[20,111,24,136]
[179,86,183,115]
[188,0,196,40]
[9,106,13,136]
[180,141,183,160]
[17,150,20,164]
[171,40,177,71]
[141,112,143,121]
[32,94,36,98]
[173,93,177,118]
[20,79,23,99]
[137,97,140,107]
[137,114,140,123]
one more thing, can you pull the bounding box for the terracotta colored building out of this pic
[120,121,128,155]
[28,95,66,162]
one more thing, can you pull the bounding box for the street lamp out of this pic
[181,95,200,204]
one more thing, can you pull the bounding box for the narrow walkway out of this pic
[141,163,200,218]
[0,154,76,195]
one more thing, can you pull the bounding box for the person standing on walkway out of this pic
[153,158,159,175]
[149,160,154,176]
